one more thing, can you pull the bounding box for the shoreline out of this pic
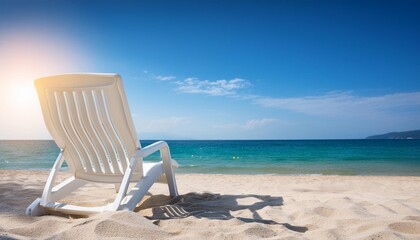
[3,169,420,177]
[1,170,420,239]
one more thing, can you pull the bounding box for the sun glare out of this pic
[0,29,88,139]
[9,83,38,106]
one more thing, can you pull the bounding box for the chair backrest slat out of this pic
[74,90,109,174]
[35,74,141,182]
[84,90,120,174]
[44,89,81,171]
[66,90,101,173]
[56,91,94,173]
[95,89,129,173]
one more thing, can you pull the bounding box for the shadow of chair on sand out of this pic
[136,192,308,233]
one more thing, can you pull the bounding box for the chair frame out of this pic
[26,73,178,216]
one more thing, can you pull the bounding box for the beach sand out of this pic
[0,170,420,239]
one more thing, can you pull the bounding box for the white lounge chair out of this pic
[26,73,178,216]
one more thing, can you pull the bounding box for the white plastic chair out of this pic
[26,73,178,216]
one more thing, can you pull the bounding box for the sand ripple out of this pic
[1,171,420,239]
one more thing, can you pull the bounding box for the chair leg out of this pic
[40,152,65,206]
[161,155,179,197]
[165,168,179,197]
[114,184,120,193]
[163,160,179,197]
[26,198,45,216]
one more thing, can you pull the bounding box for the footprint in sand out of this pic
[388,221,420,235]
[313,207,336,217]
[403,216,420,222]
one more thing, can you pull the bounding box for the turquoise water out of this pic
[1,140,420,175]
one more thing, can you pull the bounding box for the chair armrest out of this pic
[134,140,170,159]
[133,140,179,197]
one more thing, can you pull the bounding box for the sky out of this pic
[0,0,419,140]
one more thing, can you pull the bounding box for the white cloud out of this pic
[141,70,175,81]
[176,77,251,96]
[243,118,278,130]
[146,117,187,130]
[254,91,420,117]
[137,117,191,139]
[214,118,279,130]
[155,75,176,81]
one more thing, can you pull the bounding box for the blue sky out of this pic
[0,0,419,139]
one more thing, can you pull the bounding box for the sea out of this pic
[1,140,420,176]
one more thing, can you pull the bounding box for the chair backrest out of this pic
[35,73,142,182]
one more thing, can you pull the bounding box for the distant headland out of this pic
[366,130,420,139]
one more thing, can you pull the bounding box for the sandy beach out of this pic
[0,170,419,239]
